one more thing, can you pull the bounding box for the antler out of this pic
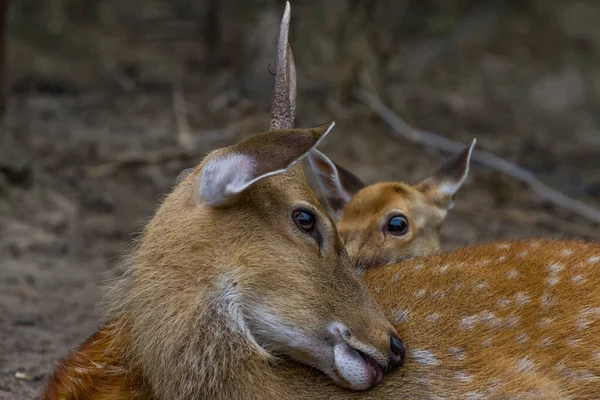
[270,1,297,130]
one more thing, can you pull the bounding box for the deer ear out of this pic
[176,168,194,185]
[416,139,476,211]
[199,122,335,206]
[308,150,366,219]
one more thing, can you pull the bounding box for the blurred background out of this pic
[1,0,599,397]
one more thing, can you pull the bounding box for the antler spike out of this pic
[270,1,296,130]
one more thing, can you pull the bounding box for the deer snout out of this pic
[328,322,405,390]
[388,334,405,371]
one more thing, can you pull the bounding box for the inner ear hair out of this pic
[308,150,366,219]
[199,123,336,207]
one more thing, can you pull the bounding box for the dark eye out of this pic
[387,215,409,235]
[293,209,315,232]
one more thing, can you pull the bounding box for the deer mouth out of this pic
[358,349,384,385]
[332,342,385,390]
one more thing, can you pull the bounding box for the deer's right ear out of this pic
[416,139,476,211]
[199,122,335,206]
[308,150,366,219]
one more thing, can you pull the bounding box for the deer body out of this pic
[45,239,600,399]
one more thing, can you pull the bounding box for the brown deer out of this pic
[42,3,405,399]
[43,2,600,399]
[309,142,474,268]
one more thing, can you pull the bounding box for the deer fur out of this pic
[43,2,600,399]
[43,3,404,399]
[44,239,600,399]
[309,142,474,268]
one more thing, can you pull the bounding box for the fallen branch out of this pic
[356,87,600,225]
[84,128,236,178]
[172,84,194,150]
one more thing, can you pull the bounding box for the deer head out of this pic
[106,3,403,398]
[308,141,475,268]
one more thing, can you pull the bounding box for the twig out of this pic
[172,84,194,150]
[85,147,197,178]
[356,87,600,225]
[84,128,237,178]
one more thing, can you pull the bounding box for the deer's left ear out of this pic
[308,150,366,219]
[416,139,476,211]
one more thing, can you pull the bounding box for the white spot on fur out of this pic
[592,349,600,362]
[588,256,599,264]
[413,289,426,298]
[516,357,535,373]
[506,269,520,279]
[515,292,531,307]
[498,256,506,262]
[431,290,447,300]
[515,333,528,344]
[373,287,381,293]
[448,347,466,361]
[547,276,559,286]
[506,315,520,327]
[410,349,439,366]
[475,282,488,290]
[392,273,401,282]
[414,264,423,271]
[455,372,473,382]
[487,379,505,394]
[577,307,600,331]
[394,309,409,324]
[540,292,554,309]
[497,297,511,309]
[438,265,449,273]
[548,263,563,273]
[572,274,585,284]
[572,370,597,381]
[566,338,582,347]
[460,315,479,331]
[539,337,552,348]
[481,310,501,328]
[519,251,528,258]
[479,259,490,266]
[426,313,441,323]
[481,338,492,347]
[561,249,573,257]
[497,244,510,249]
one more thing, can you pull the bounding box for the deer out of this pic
[309,141,474,268]
[41,3,406,399]
[43,2,600,399]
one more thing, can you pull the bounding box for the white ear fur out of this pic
[417,138,476,211]
[200,122,336,206]
[309,150,354,204]
[440,138,476,199]
[200,154,256,205]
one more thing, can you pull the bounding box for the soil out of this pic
[1,1,600,398]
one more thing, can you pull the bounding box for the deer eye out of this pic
[387,215,409,235]
[293,209,315,232]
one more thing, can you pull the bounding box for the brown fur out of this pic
[309,142,474,268]
[43,239,600,399]
[336,182,446,269]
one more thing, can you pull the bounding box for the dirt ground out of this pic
[1,1,600,399]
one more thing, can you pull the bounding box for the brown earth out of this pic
[1,1,599,398]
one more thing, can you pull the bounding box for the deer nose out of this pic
[388,334,405,371]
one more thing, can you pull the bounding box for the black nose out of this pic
[388,334,405,371]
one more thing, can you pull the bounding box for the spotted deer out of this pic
[41,3,405,399]
[309,142,474,268]
[42,3,600,400]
